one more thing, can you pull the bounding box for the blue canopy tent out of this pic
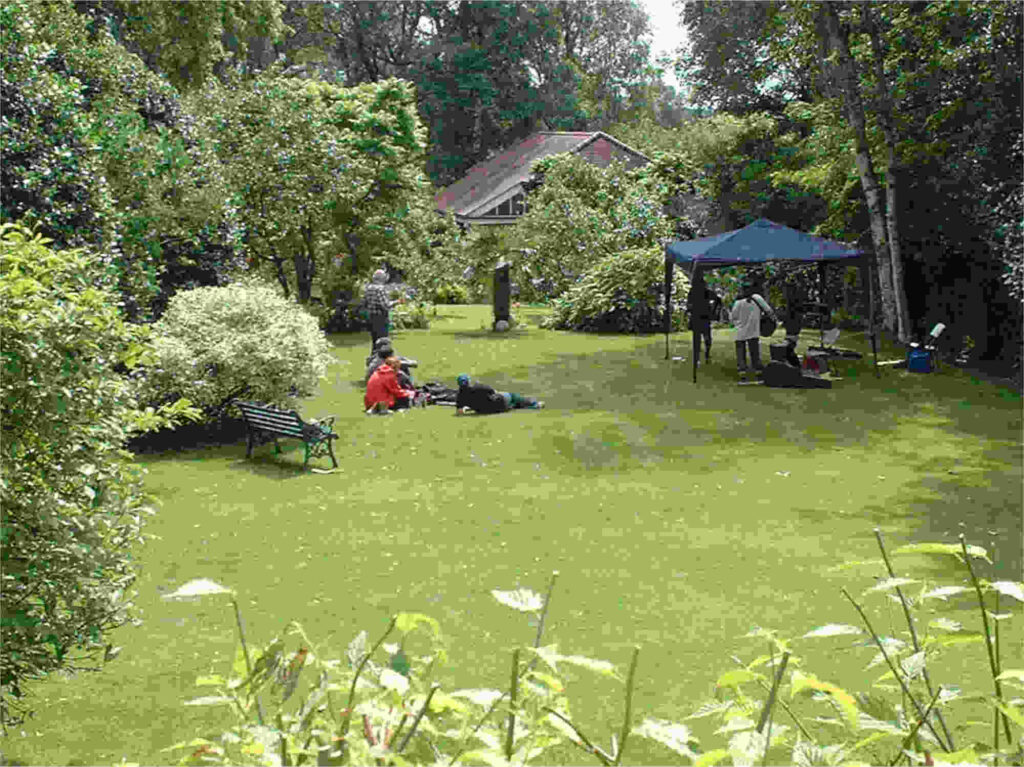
[663,218,877,383]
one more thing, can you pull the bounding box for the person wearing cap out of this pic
[729,282,773,380]
[363,269,392,354]
[454,374,543,415]
[365,336,416,388]
[365,356,417,414]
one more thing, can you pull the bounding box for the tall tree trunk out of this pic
[862,3,912,342]
[294,216,317,303]
[821,2,898,336]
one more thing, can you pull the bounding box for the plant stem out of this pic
[340,617,397,740]
[506,648,520,762]
[959,534,1013,746]
[542,707,613,765]
[231,596,265,727]
[759,649,790,766]
[614,646,640,766]
[841,588,950,752]
[397,682,440,754]
[889,686,943,766]
[731,656,815,743]
[874,528,955,750]
[277,711,289,766]
[448,692,508,767]
[528,569,561,671]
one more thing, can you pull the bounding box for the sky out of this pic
[639,0,688,90]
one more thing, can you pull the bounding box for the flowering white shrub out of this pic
[135,279,333,418]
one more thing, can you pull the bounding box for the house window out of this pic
[482,192,528,218]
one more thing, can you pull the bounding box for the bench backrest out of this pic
[234,401,306,438]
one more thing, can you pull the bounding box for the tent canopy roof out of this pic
[666,219,863,267]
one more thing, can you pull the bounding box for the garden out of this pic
[4,300,1022,765]
[2,1,1022,764]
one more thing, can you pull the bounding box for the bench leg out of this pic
[326,439,338,469]
[246,429,255,459]
[302,442,311,470]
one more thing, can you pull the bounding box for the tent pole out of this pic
[664,256,673,360]
[690,262,700,384]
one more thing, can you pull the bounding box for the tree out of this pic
[0,225,198,729]
[73,0,291,91]
[194,70,429,304]
[506,153,672,298]
[1,0,246,321]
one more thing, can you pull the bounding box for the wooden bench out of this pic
[233,400,338,469]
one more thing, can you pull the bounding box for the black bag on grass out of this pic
[762,361,832,389]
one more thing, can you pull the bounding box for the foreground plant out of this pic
[163,530,1022,766]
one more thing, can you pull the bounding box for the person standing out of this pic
[363,269,392,355]
[730,283,773,380]
[686,268,718,365]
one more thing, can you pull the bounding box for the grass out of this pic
[3,304,1021,766]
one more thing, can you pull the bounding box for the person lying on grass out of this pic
[454,373,544,415]
[365,356,418,414]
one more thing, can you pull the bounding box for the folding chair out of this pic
[907,323,946,373]
[807,327,863,359]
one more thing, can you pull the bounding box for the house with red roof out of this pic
[435,131,651,227]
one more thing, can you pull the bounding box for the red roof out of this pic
[435,132,649,220]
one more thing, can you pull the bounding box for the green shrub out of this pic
[543,247,690,333]
[162,530,1023,765]
[391,298,435,330]
[134,279,333,420]
[0,224,198,730]
[432,282,469,305]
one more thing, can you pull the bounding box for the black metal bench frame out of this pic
[233,400,338,469]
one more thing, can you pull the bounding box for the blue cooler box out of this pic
[907,347,932,373]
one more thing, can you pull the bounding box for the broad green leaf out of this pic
[863,577,919,594]
[935,746,981,764]
[728,729,767,767]
[450,688,504,708]
[231,643,248,681]
[929,618,963,632]
[379,668,409,695]
[990,581,1024,602]
[490,588,544,612]
[923,633,984,648]
[790,671,859,730]
[694,748,731,767]
[900,651,927,680]
[685,700,735,720]
[716,669,758,688]
[395,612,441,637]
[994,700,1024,729]
[426,691,468,714]
[827,559,882,572]
[347,630,368,668]
[162,578,233,599]
[195,674,226,687]
[802,624,863,639]
[389,647,411,677]
[458,748,512,767]
[892,542,990,563]
[920,586,971,601]
[555,653,619,678]
[183,695,233,706]
[634,717,698,759]
[545,711,583,745]
[714,716,755,735]
[995,669,1024,683]
[847,730,897,755]
[524,670,564,693]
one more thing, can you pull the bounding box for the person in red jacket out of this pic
[365,356,417,414]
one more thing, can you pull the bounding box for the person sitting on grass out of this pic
[365,356,418,414]
[365,336,415,388]
[454,374,544,415]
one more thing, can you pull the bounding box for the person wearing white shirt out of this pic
[730,285,773,380]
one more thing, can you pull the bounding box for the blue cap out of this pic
[456,374,469,387]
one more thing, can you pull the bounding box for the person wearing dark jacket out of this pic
[686,268,720,365]
[365,336,415,388]
[454,374,544,414]
[365,356,417,413]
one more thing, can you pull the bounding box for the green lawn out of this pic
[4,305,1021,766]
